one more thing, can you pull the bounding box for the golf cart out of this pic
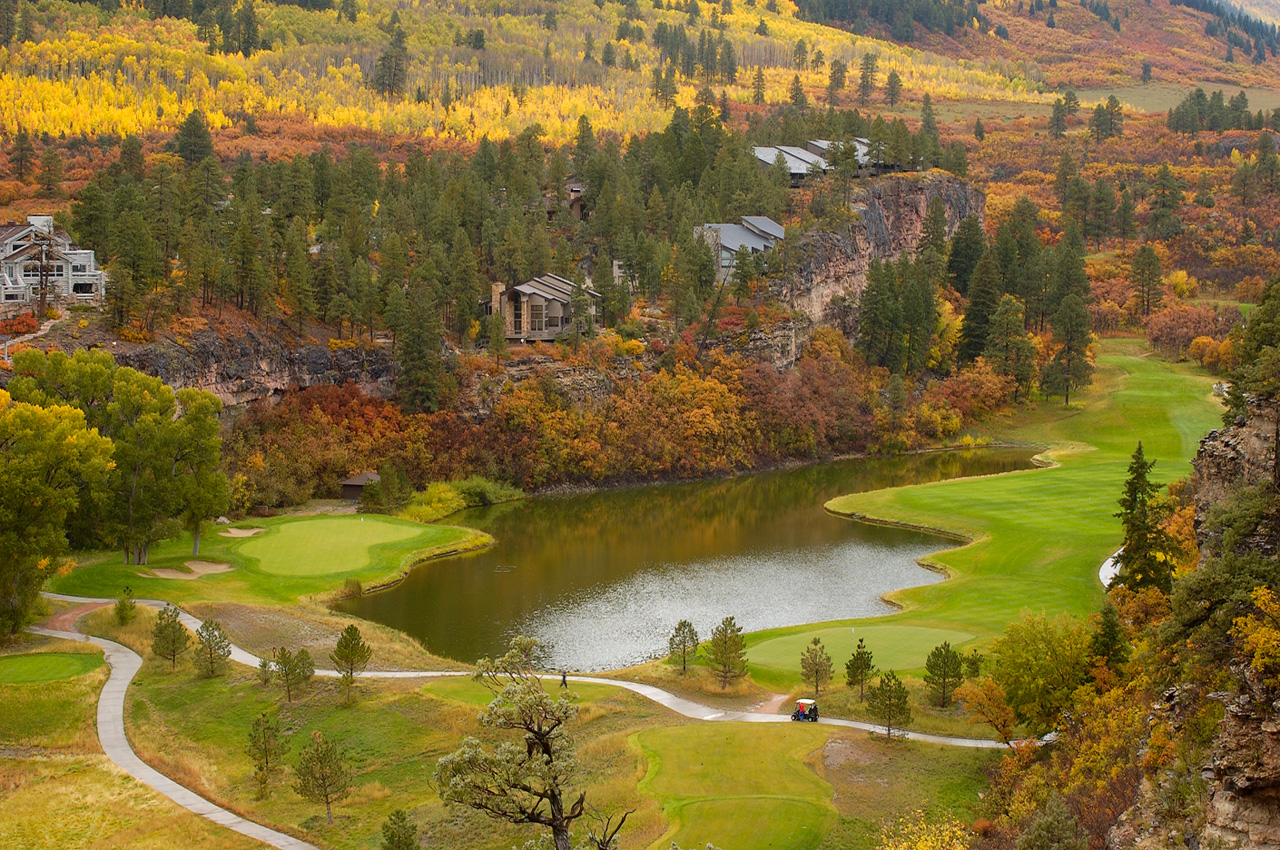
[791,698,819,722]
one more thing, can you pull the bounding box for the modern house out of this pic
[752,145,834,186]
[0,215,105,310]
[807,138,870,166]
[487,273,602,342]
[340,472,380,501]
[697,215,784,280]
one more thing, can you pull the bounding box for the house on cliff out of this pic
[487,274,602,342]
[0,215,105,312]
[697,216,784,281]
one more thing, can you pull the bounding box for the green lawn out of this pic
[747,339,1221,688]
[50,514,490,606]
[0,652,102,684]
[637,723,836,850]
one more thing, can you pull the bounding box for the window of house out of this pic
[529,303,545,333]
[71,263,86,274]
[72,281,95,294]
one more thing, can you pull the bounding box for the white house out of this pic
[0,215,105,309]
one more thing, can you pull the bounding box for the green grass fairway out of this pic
[749,625,975,682]
[239,516,424,576]
[51,514,489,606]
[637,723,836,850]
[822,338,1219,643]
[0,652,102,684]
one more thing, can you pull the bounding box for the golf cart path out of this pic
[35,594,1006,849]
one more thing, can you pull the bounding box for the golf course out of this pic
[14,337,1226,850]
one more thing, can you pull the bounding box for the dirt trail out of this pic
[44,601,108,632]
[752,692,792,715]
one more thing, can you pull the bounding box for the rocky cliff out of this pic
[1193,400,1279,557]
[17,316,395,408]
[772,171,985,324]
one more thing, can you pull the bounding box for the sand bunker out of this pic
[219,527,265,538]
[146,560,234,580]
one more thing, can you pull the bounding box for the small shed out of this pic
[341,472,380,501]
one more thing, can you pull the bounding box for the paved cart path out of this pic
[34,593,1008,848]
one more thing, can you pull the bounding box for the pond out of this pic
[338,447,1039,671]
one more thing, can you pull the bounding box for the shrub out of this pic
[398,482,467,523]
[0,312,38,335]
[342,578,363,598]
[452,475,523,507]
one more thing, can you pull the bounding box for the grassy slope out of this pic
[50,514,489,606]
[0,634,262,850]
[746,339,1220,690]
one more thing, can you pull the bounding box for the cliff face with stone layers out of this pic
[772,171,985,324]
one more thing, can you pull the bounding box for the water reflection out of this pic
[338,448,1038,670]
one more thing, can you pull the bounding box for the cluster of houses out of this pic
[752,139,873,187]
[0,215,105,315]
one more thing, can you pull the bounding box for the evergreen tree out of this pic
[398,286,445,413]
[885,70,902,106]
[1115,189,1137,247]
[667,619,700,672]
[1048,99,1067,138]
[901,258,936,374]
[151,604,191,671]
[294,731,352,825]
[858,52,877,105]
[37,148,62,197]
[1114,441,1171,592]
[1130,244,1163,317]
[984,294,1036,398]
[8,127,33,181]
[176,110,215,165]
[1016,796,1087,850]
[947,215,985,295]
[273,646,315,702]
[284,219,315,334]
[826,58,846,102]
[974,117,986,141]
[789,74,807,108]
[1041,293,1094,406]
[195,618,232,677]
[330,625,373,700]
[845,638,877,702]
[246,712,285,798]
[800,637,833,698]
[752,65,765,105]
[381,810,419,850]
[858,259,904,371]
[868,671,911,737]
[705,615,747,688]
[959,250,1001,363]
[1089,604,1130,669]
[924,641,963,706]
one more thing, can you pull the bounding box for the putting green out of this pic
[238,515,425,576]
[749,625,975,676]
[638,723,836,849]
[0,653,102,684]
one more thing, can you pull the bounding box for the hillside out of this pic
[1,0,1051,146]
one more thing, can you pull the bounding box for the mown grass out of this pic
[50,514,491,606]
[745,339,1220,698]
[0,652,102,684]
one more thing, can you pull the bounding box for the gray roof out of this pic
[512,272,601,304]
[713,224,773,254]
[753,146,814,176]
[341,471,381,486]
[808,138,871,165]
[776,145,831,170]
[742,216,784,241]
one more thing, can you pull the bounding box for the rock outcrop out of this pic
[1193,399,1279,557]
[1202,668,1280,850]
[88,326,395,407]
[772,171,985,324]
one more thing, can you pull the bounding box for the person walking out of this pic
[560,670,568,689]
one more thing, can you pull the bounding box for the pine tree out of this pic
[1115,189,1137,247]
[381,810,419,850]
[1016,796,1087,850]
[885,70,902,106]
[845,638,877,701]
[273,646,315,702]
[246,712,285,798]
[789,74,807,108]
[1114,441,1171,592]
[974,117,986,141]
[947,215,985,295]
[294,731,352,825]
[1041,293,1094,406]
[959,250,1001,363]
[705,615,747,688]
[176,110,215,165]
[752,65,766,105]
[8,127,33,182]
[37,148,62,197]
[151,604,190,671]
[1048,99,1068,138]
[984,294,1036,398]
[1089,604,1130,669]
[868,671,911,738]
[330,625,373,701]
[923,641,963,706]
[1131,244,1163,317]
[858,52,877,105]
[800,637,833,698]
[668,619,700,672]
[195,619,232,678]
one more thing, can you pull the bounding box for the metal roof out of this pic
[341,471,381,486]
[741,216,784,241]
